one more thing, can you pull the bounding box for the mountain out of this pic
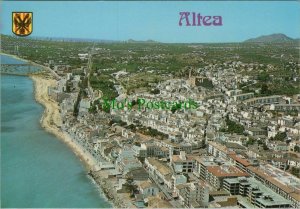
[244,33,296,43]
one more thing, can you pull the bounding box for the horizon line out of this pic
[2,33,299,44]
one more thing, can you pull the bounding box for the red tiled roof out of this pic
[229,154,251,167]
[207,165,249,178]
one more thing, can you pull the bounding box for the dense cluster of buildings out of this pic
[48,58,300,208]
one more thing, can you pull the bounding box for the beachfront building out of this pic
[223,177,293,208]
[144,158,173,192]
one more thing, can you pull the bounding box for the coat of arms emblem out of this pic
[12,12,33,36]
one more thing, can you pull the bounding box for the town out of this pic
[2,34,300,208]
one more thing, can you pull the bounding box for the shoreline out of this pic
[30,74,133,208]
[30,74,135,208]
[3,52,134,208]
[3,52,99,171]
[30,75,110,193]
[1,52,30,63]
[31,75,98,171]
[1,52,60,79]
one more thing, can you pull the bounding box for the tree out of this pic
[134,141,141,146]
[262,143,269,150]
[294,145,300,153]
[150,88,160,94]
[291,167,300,178]
[273,132,287,141]
[257,72,270,82]
[225,115,245,134]
[201,139,206,148]
[261,84,270,95]
[73,89,82,117]
[246,138,255,146]
[124,177,138,197]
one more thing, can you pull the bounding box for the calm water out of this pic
[1,55,112,208]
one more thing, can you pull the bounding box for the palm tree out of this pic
[124,177,137,197]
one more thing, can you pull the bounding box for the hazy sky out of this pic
[2,1,300,43]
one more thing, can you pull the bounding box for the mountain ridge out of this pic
[244,33,298,43]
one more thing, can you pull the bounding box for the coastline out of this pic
[1,52,30,63]
[2,52,134,208]
[30,75,98,171]
[29,75,135,208]
[1,52,60,79]
[30,74,120,206]
[30,74,134,208]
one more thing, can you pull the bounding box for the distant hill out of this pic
[244,33,297,43]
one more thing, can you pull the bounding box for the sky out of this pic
[1,1,300,43]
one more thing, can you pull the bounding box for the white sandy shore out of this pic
[2,53,95,168]
[31,74,135,208]
[3,52,135,207]
[30,75,98,171]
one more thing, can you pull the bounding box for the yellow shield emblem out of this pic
[12,12,33,36]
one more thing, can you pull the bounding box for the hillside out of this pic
[244,33,296,43]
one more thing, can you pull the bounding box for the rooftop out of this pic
[247,164,300,197]
[147,158,172,176]
[207,165,249,177]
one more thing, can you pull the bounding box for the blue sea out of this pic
[1,55,112,208]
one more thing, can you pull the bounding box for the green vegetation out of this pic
[2,34,299,96]
[262,143,269,150]
[2,35,91,68]
[222,115,245,134]
[196,78,214,89]
[272,132,287,141]
[171,103,183,113]
[138,126,168,140]
[246,138,255,146]
[90,75,118,99]
[73,89,82,116]
[257,72,270,82]
[123,177,138,197]
[291,167,300,178]
[122,123,168,140]
[109,118,127,126]
[119,72,165,94]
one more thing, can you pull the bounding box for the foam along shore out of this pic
[3,51,134,207]
[31,74,134,208]
[30,74,99,171]
[2,52,96,169]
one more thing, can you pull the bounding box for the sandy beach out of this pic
[30,74,135,208]
[2,52,134,207]
[2,53,94,169]
[30,75,98,171]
